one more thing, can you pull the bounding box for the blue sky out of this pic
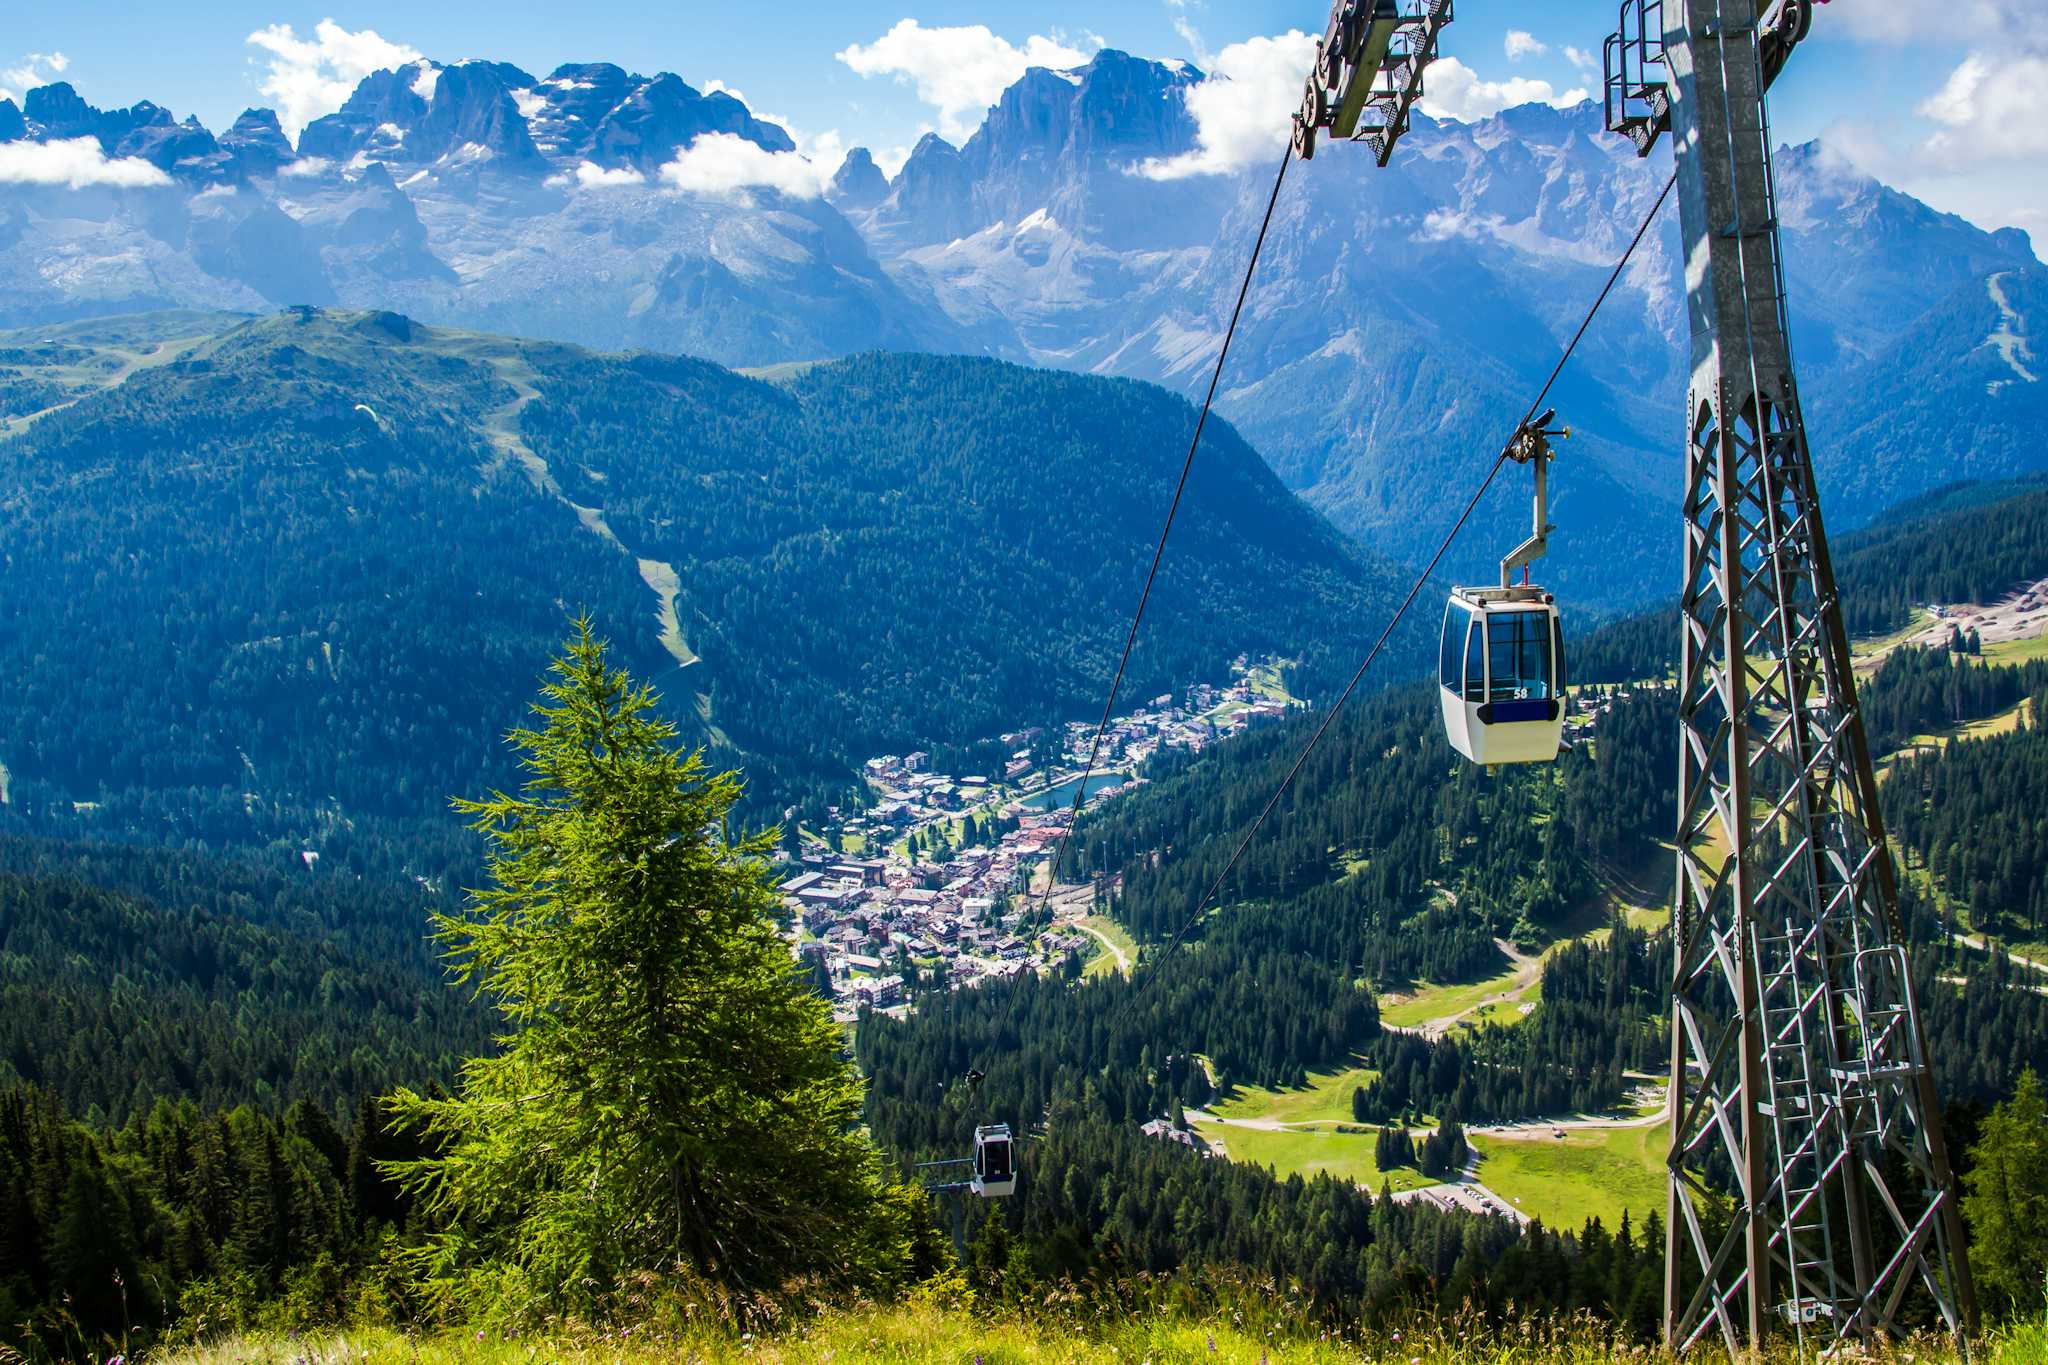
[5,1,2042,239]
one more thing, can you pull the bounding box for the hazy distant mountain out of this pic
[1,50,2039,606]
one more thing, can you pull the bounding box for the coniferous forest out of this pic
[3,310,2048,1360]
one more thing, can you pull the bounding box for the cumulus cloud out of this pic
[1504,31,1548,62]
[1,51,69,103]
[1135,30,1315,180]
[1418,58,1587,123]
[247,19,422,140]
[0,136,172,189]
[569,161,646,188]
[836,19,1096,142]
[1917,51,2048,164]
[1821,6,2048,239]
[1563,45,1597,76]
[658,132,833,199]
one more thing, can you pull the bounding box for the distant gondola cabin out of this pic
[1438,586,1566,765]
[972,1123,1016,1198]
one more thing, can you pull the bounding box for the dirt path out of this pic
[1383,938,1544,1040]
[2,337,209,438]
[1072,919,1131,974]
[1953,932,2048,978]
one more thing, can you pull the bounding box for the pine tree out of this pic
[1962,1068,2048,1316]
[386,619,912,1315]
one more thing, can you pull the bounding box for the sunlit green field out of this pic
[1210,1059,1379,1124]
[1193,1120,1437,1193]
[1379,964,1527,1030]
[1472,1124,1668,1233]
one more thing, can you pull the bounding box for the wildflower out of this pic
[1207,1335,1217,1353]
[477,1331,487,1341]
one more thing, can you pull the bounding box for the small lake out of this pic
[1022,771,1131,812]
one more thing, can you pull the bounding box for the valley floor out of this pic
[149,1304,2044,1365]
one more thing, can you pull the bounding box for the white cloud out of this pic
[1166,0,1212,66]
[1,51,69,103]
[1504,31,1548,63]
[698,78,848,180]
[1819,8,2048,242]
[1134,30,1315,180]
[836,19,1096,142]
[1563,45,1597,76]
[1917,52,2048,163]
[1420,207,1489,242]
[572,160,646,188]
[873,144,916,179]
[278,156,335,178]
[658,132,832,199]
[1418,58,1587,123]
[0,136,171,189]
[246,20,422,140]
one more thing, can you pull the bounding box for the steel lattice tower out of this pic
[1602,0,1980,1351]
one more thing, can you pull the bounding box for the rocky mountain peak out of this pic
[827,147,889,211]
[22,83,96,138]
[0,99,24,142]
[221,109,296,177]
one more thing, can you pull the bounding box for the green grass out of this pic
[1983,633,2048,665]
[1472,1124,1668,1233]
[1379,961,1528,1031]
[1211,1059,1379,1124]
[1467,981,1541,1030]
[1076,915,1138,977]
[152,1298,2009,1365]
[1850,609,1934,672]
[1199,1120,1436,1193]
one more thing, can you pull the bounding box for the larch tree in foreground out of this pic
[386,619,913,1318]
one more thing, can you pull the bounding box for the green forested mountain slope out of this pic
[0,309,1415,854]
[0,856,483,1124]
[1571,478,2048,683]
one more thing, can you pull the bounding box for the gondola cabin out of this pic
[971,1124,1016,1198]
[1439,586,1565,766]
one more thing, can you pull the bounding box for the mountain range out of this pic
[1,48,2041,606]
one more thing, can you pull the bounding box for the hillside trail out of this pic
[1985,271,2039,396]
[1072,919,1132,974]
[1,336,209,437]
[1381,937,1543,1041]
[1952,931,2048,978]
[480,352,695,669]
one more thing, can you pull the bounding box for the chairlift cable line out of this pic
[1152,170,1678,966]
[1031,139,1296,919]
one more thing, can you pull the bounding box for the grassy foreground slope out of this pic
[162,1304,2042,1365]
